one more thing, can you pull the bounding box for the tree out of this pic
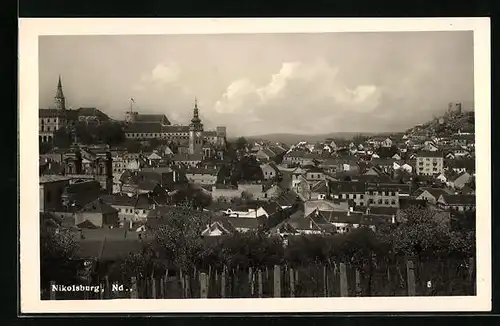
[74,122,95,144]
[240,191,254,202]
[96,121,125,146]
[53,127,72,149]
[40,213,81,286]
[378,205,451,259]
[153,206,212,272]
[235,137,248,150]
[117,243,164,280]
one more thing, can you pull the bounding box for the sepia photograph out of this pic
[19,18,491,313]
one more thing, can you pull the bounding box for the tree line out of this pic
[39,204,475,286]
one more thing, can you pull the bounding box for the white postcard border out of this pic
[19,17,491,313]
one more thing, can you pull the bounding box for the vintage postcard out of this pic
[19,18,491,314]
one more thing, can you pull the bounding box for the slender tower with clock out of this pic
[189,98,204,155]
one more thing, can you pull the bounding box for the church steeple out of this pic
[54,75,66,110]
[190,97,202,127]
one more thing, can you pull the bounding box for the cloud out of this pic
[212,59,382,135]
[134,61,181,92]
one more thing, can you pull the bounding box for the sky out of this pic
[39,32,474,137]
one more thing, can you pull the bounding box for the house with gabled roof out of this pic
[446,171,472,190]
[414,187,452,205]
[437,194,476,212]
[74,198,119,228]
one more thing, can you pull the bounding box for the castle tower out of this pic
[54,75,66,110]
[189,98,204,155]
[125,98,139,123]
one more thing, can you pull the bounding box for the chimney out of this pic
[347,210,350,216]
[391,214,396,224]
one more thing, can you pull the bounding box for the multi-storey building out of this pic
[39,76,110,143]
[416,151,444,176]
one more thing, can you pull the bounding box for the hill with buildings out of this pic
[245,132,381,145]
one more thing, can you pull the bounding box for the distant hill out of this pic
[243,132,382,145]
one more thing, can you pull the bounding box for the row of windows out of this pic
[340,191,398,199]
[369,198,397,205]
[40,118,62,123]
[119,208,147,214]
[40,126,57,132]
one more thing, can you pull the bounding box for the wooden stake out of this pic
[221,266,226,298]
[200,272,208,298]
[355,269,362,296]
[339,263,348,297]
[323,265,328,297]
[151,277,156,299]
[180,270,185,299]
[406,260,416,296]
[160,276,165,299]
[249,267,254,296]
[130,277,138,299]
[273,265,281,297]
[185,274,191,298]
[104,276,110,299]
[258,269,263,298]
[290,268,295,297]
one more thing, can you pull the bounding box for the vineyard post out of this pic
[130,277,138,299]
[323,265,328,297]
[406,260,416,296]
[221,266,226,298]
[339,263,348,297]
[200,272,208,298]
[355,269,362,296]
[258,269,263,298]
[160,276,165,299]
[180,270,185,299]
[105,276,110,299]
[151,277,156,299]
[273,265,281,297]
[289,267,295,297]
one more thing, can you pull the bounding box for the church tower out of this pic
[189,98,204,155]
[54,75,66,110]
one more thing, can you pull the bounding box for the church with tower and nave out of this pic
[123,98,227,161]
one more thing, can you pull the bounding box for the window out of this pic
[360,194,364,199]
[384,199,389,205]
[342,194,346,199]
[378,199,382,204]
[143,210,146,214]
[381,191,385,196]
[369,199,374,204]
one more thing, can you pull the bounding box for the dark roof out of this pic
[311,180,328,193]
[445,159,475,170]
[39,108,67,118]
[124,122,163,133]
[417,151,443,158]
[227,216,266,230]
[440,194,476,206]
[100,194,136,207]
[417,187,450,199]
[135,114,170,124]
[172,153,203,162]
[329,181,366,194]
[80,199,118,215]
[185,167,219,176]
[77,107,109,120]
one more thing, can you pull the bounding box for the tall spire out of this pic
[55,75,64,98]
[191,97,201,125]
[54,75,66,110]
